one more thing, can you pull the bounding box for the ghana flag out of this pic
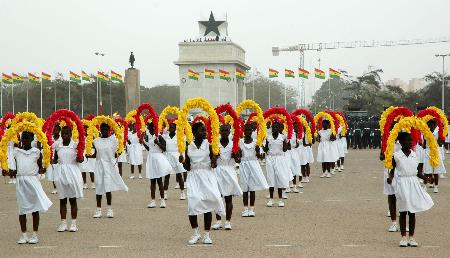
[298,68,309,79]
[188,69,199,80]
[285,69,295,78]
[314,68,325,79]
[111,70,123,82]
[28,72,40,83]
[235,69,245,80]
[42,72,51,82]
[269,68,279,78]
[82,71,91,82]
[69,71,81,83]
[97,71,109,82]
[205,69,215,79]
[219,69,230,80]
[329,68,341,79]
[2,73,13,84]
[12,73,24,83]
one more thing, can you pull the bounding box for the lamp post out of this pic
[95,52,106,115]
[435,54,449,112]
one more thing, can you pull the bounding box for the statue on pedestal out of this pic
[129,52,135,68]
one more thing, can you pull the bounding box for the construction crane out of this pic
[272,37,450,107]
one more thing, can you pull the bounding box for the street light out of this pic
[435,54,450,112]
[95,52,106,115]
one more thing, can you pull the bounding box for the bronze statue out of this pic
[129,52,135,68]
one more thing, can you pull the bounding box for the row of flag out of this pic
[269,68,341,80]
[1,70,124,84]
[187,68,246,81]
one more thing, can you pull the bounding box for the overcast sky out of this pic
[1,0,449,103]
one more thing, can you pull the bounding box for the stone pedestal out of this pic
[124,68,140,114]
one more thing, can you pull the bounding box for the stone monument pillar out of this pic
[124,68,140,113]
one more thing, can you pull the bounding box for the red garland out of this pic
[381,106,414,153]
[192,115,212,143]
[0,112,15,140]
[135,103,158,139]
[290,115,304,140]
[84,114,96,121]
[291,108,316,134]
[326,110,340,133]
[215,104,242,154]
[417,108,445,142]
[246,112,257,124]
[43,109,86,160]
[114,117,128,146]
[336,111,349,131]
[263,107,293,140]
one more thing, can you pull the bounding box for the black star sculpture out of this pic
[199,11,225,37]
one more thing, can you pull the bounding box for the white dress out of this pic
[287,133,300,176]
[337,127,346,158]
[117,149,128,163]
[446,129,450,143]
[144,133,172,179]
[239,139,269,192]
[127,132,143,166]
[53,141,84,199]
[423,128,446,174]
[93,136,128,195]
[13,147,53,215]
[80,147,95,173]
[46,136,62,181]
[7,140,16,170]
[383,142,401,195]
[265,134,292,188]
[186,140,225,216]
[215,142,242,197]
[316,129,339,163]
[394,150,433,213]
[304,132,314,164]
[163,134,186,174]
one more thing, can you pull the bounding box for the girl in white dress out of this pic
[211,124,242,230]
[300,126,314,183]
[47,125,61,194]
[423,120,446,193]
[317,120,338,178]
[143,122,172,208]
[80,125,95,189]
[10,131,52,244]
[90,123,129,219]
[387,132,434,247]
[53,126,84,233]
[239,123,268,217]
[184,122,225,245]
[263,121,291,207]
[7,138,17,184]
[162,122,186,200]
[336,126,346,172]
[117,147,127,177]
[287,123,302,192]
[127,123,143,179]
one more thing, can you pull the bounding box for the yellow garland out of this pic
[0,121,51,171]
[86,116,124,156]
[180,98,220,155]
[224,115,233,125]
[379,106,396,135]
[125,110,146,133]
[158,106,184,154]
[10,112,42,143]
[314,112,336,137]
[83,120,98,156]
[236,100,267,146]
[427,106,449,138]
[335,113,347,136]
[297,115,313,144]
[384,117,439,169]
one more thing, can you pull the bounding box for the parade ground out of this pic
[1,148,449,258]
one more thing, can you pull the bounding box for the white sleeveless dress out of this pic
[127,132,143,166]
[317,129,339,163]
[46,136,62,181]
[215,142,242,196]
[144,133,172,179]
[53,141,84,199]
[163,134,185,174]
[287,133,300,176]
[383,142,401,195]
[265,134,292,188]
[423,127,446,175]
[239,139,269,192]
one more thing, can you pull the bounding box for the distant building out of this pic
[385,78,425,92]
[408,78,426,92]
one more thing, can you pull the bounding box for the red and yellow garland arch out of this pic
[236,100,267,146]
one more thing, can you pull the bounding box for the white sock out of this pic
[204,231,210,237]
[71,219,76,225]
[61,219,67,224]
[193,227,199,235]
[107,205,112,210]
[243,206,248,211]
[22,232,27,237]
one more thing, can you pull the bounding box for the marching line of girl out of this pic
[1,104,350,246]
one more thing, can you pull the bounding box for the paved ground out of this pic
[1,148,450,257]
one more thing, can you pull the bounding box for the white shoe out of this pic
[266,199,273,207]
[434,186,439,193]
[69,223,78,232]
[83,184,88,189]
[248,209,256,217]
[341,165,345,170]
[93,208,102,218]
[224,221,232,230]
[241,209,249,217]
[17,233,28,244]
[292,186,300,193]
[51,189,57,194]
[8,179,13,184]
[28,232,39,244]
[180,191,186,200]
[188,233,201,245]
[107,208,114,218]
[388,223,399,232]
[147,200,156,208]
[297,183,303,189]
[408,238,418,247]
[278,200,285,207]
[57,222,68,232]
[300,178,307,183]
[129,175,135,179]
[211,221,223,230]
[439,174,447,179]
[266,195,270,199]
[138,174,143,179]
[160,199,166,208]
[306,177,310,183]
[330,170,336,175]
[399,237,408,247]
[320,173,327,178]
[285,188,291,193]
[337,167,343,172]
[202,233,213,245]
[326,172,331,178]
[446,150,450,154]
[164,191,168,200]
[175,183,180,189]
[12,178,16,184]
[91,184,95,189]
[386,210,391,217]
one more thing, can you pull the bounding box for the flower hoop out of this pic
[215,103,242,154]
[10,112,42,132]
[135,103,158,139]
[114,117,128,147]
[86,116,124,156]
[236,100,267,146]
[335,113,348,136]
[291,108,316,134]
[296,115,312,143]
[192,115,213,143]
[379,106,396,134]
[417,106,448,142]
[158,106,185,154]
[180,98,220,155]
[380,107,414,154]
[384,117,439,169]
[0,112,15,140]
[290,115,304,140]
[0,121,51,171]
[314,112,336,136]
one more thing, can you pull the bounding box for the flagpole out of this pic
[11,82,14,114]
[99,79,102,115]
[40,78,43,117]
[68,78,71,110]
[109,80,112,116]
[284,85,287,109]
[268,83,271,108]
[54,78,57,111]
[1,82,3,116]
[81,81,84,118]
[26,81,29,112]
[96,75,99,115]
[328,78,331,109]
